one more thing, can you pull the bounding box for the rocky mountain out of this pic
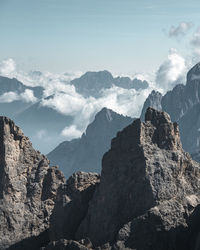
[1,108,200,250]
[71,70,149,97]
[47,108,133,177]
[0,116,65,249]
[141,62,200,159]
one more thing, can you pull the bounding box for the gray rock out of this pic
[50,171,100,241]
[76,108,200,249]
[0,116,65,249]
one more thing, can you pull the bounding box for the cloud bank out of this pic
[0,56,189,151]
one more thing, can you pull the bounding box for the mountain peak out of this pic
[187,62,200,83]
[94,107,115,122]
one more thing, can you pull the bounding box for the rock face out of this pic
[2,108,200,250]
[50,172,100,242]
[76,107,200,249]
[47,108,133,177]
[141,62,200,159]
[0,116,65,249]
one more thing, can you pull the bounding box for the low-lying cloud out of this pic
[156,49,186,92]
[0,89,38,103]
[0,56,189,152]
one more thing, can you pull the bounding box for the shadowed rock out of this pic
[76,107,200,249]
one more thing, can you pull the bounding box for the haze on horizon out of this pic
[1,0,200,75]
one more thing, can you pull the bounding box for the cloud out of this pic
[156,49,186,92]
[0,90,37,103]
[20,89,38,103]
[0,91,19,103]
[191,27,200,47]
[0,56,190,154]
[61,125,82,139]
[168,22,193,38]
[190,27,200,56]
[0,58,16,76]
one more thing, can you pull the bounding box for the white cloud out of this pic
[0,91,19,103]
[61,125,82,139]
[169,22,193,38]
[0,59,16,76]
[0,56,190,153]
[0,90,37,103]
[156,49,186,92]
[20,89,38,103]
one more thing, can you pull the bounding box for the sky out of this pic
[1,0,200,75]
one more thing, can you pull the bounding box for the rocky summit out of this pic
[76,107,200,250]
[1,108,200,250]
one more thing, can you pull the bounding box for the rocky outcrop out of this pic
[47,108,133,177]
[50,172,100,242]
[76,107,200,249]
[0,117,65,249]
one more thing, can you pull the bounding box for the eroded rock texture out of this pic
[76,107,200,250]
[0,117,65,249]
[50,171,100,241]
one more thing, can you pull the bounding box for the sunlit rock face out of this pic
[0,116,65,249]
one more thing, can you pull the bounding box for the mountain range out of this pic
[71,70,149,97]
[1,108,200,249]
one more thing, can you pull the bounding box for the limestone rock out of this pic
[76,108,200,249]
[0,116,65,249]
[50,171,100,241]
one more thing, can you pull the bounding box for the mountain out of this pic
[141,62,200,158]
[2,108,200,249]
[14,96,73,153]
[140,90,162,121]
[0,76,44,119]
[47,107,133,177]
[0,76,44,98]
[0,116,66,249]
[71,70,149,97]
[74,108,200,249]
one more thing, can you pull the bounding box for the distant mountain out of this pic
[0,76,44,119]
[71,70,149,97]
[0,76,44,98]
[47,107,133,177]
[141,62,200,159]
[140,90,162,121]
[0,76,74,153]
[14,96,73,153]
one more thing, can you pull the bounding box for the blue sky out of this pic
[0,0,200,74]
